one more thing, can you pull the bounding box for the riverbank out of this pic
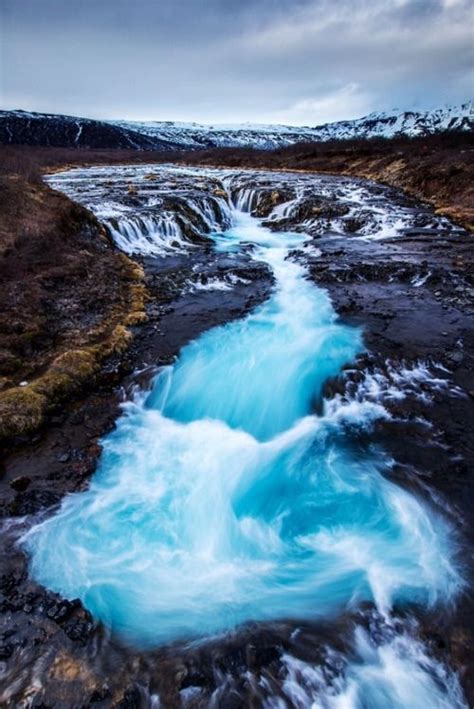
[2,131,473,233]
[0,162,473,706]
[0,158,148,443]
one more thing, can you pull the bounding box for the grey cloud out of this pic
[0,0,472,124]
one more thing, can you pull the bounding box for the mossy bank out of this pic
[0,171,147,443]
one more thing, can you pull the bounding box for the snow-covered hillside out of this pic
[112,102,474,147]
[309,102,474,141]
[0,103,472,151]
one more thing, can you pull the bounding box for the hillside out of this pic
[0,102,472,151]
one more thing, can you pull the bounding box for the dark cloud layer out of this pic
[0,0,472,125]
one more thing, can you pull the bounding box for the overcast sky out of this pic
[0,0,472,125]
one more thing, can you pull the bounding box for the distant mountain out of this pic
[111,103,474,147]
[0,110,181,151]
[0,103,472,151]
[307,102,474,141]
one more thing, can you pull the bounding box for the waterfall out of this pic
[46,165,235,256]
[233,186,260,212]
[105,195,234,255]
[29,165,467,707]
[107,212,184,254]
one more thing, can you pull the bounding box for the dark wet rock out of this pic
[401,227,453,236]
[45,598,79,622]
[449,350,464,365]
[62,615,95,644]
[116,686,144,709]
[161,196,212,245]
[11,489,62,516]
[250,187,295,218]
[10,475,31,492]
[263,194,351,234]
[90,686,112,703]
[343,211,372,233]
[0,640,14,659]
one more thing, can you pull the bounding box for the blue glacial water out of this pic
[22,210,461,653]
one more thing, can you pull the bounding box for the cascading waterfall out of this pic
[45,165,236,256]
[22,172,466,707]
[233,186,260,213]
[107,212,184,254]
[106,194,234,256]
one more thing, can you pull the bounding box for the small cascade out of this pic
[232,186,260,212]
[107,212,185,255]
[225,175,305,224]
[225,183,258,214]
[180,194,234,236]
[188,195,231,231]
[267,196,301,221]
[106,193,234,255]
[266,624,467,709]
[46,165,235,255]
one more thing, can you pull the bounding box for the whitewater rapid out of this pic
[22,177,466,707]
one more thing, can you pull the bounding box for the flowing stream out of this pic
[22,169,466,707]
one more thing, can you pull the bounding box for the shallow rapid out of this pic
[22,174,466,707]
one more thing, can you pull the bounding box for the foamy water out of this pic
[22,170,467,707]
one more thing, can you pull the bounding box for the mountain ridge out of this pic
[0,102,472,151]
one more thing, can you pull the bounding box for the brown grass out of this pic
[0,150,147,442]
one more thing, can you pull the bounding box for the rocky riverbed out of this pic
[0,165,473,707]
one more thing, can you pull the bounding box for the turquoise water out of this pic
[22,210,461,649]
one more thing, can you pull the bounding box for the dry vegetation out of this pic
[0,149,147,442]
